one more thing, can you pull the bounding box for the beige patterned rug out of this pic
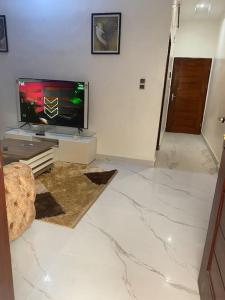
[35,162,117,228]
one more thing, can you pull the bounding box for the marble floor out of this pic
[11,132,218,300]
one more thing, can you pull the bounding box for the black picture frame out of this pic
[91,13,121,55]
[0,15,8,53]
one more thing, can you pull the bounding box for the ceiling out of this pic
[180,0,225,20]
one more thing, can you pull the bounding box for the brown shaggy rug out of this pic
[35,162,117,228]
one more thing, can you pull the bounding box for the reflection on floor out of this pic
[156,133,218,174]
[11,132,218,300]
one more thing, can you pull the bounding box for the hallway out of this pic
[11,133,218,300]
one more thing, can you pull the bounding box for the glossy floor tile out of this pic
[156,133,218,174]
[11,133,218,300]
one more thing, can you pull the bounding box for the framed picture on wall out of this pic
[0,15,8,52]
[91,13,121,54]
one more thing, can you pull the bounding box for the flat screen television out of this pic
[17,78,89,129]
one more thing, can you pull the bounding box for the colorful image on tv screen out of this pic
[18,79,86,128]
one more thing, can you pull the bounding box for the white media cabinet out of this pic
[5,129,97,165]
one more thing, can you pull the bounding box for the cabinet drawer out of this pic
[220,204,225,239]
[215,227,225,287]
[210,255,225,299]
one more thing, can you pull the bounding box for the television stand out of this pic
[4,128,97,165]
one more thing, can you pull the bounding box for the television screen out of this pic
[18,78,88,128]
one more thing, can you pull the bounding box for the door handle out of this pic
[171,93,176,102]
[219,117,225,123]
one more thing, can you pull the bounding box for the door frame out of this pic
[156,36,172,151]
[0,148,15,300]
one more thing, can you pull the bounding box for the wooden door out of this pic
[0,149,15,300]
[166,58,212,134]
[199,143,225,299]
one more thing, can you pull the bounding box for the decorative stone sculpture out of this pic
[3,163,36,241]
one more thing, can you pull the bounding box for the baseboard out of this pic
[201,133,219,168]
[96,154,155,168]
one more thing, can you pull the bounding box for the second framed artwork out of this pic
[91,13,121,54]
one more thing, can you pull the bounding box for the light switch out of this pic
[139,78,146,89]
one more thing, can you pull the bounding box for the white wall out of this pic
[0,0,172,162]
[174,19,220,58]
[202,18,225,162]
